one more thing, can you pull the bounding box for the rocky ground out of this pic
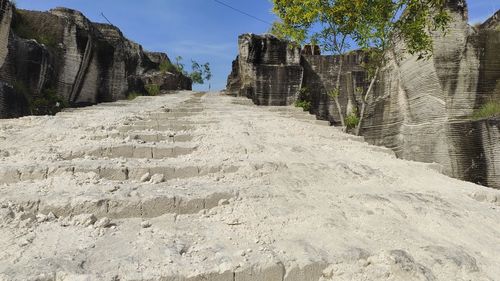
[0,91,499,281]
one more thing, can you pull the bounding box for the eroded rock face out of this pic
[226,3,500,188]
[301,52,367,123]
[0,2,191,117]
[362,1,500,186]
[227,34,303,106]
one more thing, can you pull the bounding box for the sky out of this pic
[14,0,500,92]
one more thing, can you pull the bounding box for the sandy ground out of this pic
[0,91,499,281]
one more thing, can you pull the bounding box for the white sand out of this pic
[0,91,499,281]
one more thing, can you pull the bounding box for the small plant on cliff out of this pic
[295,87,312,111]
[126,91,141,100]
[472,101,500,120]
[173,57,212,90]
[345,109,360,129]
[31,88,67,115]
[12,10,58,49]
[145,84,160,96]
[190,61,212,90]
[295,100,312,111]
[159,61,178,74]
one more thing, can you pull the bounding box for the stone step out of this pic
[89,133,194,143]
[0,163,239,184]
[131,120,216,126]
[0,180,237,220]
[280,113,317,121]
[149,112,200,118]
[118,124,195,132]
[67,144,197,160]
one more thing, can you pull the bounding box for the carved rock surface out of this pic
[226,2,500,188]
[0,2,191,117]
[227,34,303,106]
[362,1,500,187]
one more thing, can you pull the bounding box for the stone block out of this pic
[174,166,199,179]
[235,263,285,281]
[0,168,21,183]
[99,167,128,181]
[152,147,174,159]
[198,166,221,176]
[107,200,142,219]
[141,196,176,218]
[111,145,135,158]
[133,146,153,158]
[149,166,175,180]
[177,197,205,214]
[127,167,151,181]
[284,262,328,281]
[173,147,195,157]
[186,271,234,281]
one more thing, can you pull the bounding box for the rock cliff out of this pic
[362,1,500,187]
[226,34,303,106]
[0,1,191,118]
[226,1,500,189]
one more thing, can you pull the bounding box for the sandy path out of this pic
[0,91,499,281]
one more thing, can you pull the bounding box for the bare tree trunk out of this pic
[333,58,345,127]
[356,67,379,136]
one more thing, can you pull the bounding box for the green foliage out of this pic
[174,56,187,75]
[171,57,211,86]
[189,60,212,85]
[127,91,141,100]
[295,87,311,111]
[13,80,31,102]
[295,100,312,111]
[269,20,307,44]
[272,0,451,63]
[327,88,340,99]
[473,101,500,120]
[159,60,178,74]
[12,11,58,49]
[345,110,360,129]
[145,84,160,96]
[27,87,67,115]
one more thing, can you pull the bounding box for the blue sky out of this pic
[15,0,499,91]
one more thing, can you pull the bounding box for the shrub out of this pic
[295,100,312,111]
[473,100,500,120]
[327,88,340,99]
[31,88,67,115]
[13,80,31,101]
[295,87,312,111]
[159,60,178,74]
[145,84,160,96]
[345,112,360,129]
[127,91,141,100]
[12,11,58,49]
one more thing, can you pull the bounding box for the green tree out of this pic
[271,0,450,133]
[272,0,363,127]
[174,58,212,88]
[346,0,450,135]
[186,60,212,88]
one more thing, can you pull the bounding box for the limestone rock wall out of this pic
[0,1,191,117]
[301,53,367,123]
[226,2,500,188]
[362,1,500,187]
[226,34,303,106]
